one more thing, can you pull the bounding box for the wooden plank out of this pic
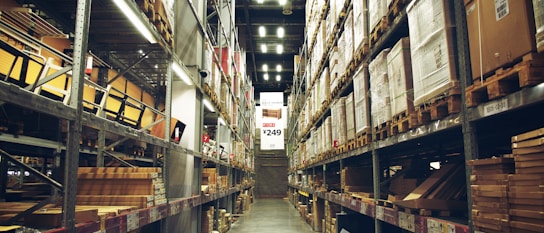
[467,157,514,166]
[510,221,544,232]
[516,160,544,168]
[509,191,544,198]
[516,166,544,174]
[514,153,544,161]
[77,167,162,173]
[393,199,467,211]
[25,208,99,228]
[471,185,508,192]
[513,145,544,155]
[403,163,458,200]
[77,195,154,202]
[513,137,544,149]
[512,128,544,143]
[77,172,159,179]
[510,209,544,220]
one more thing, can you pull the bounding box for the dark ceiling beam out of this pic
[234,4,305,10]
[243,0,258,81]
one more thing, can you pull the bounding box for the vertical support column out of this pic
[64,0,92,231]
[372,146,381,233]
[453,1,478,232]
[0,157,7,199]
[96,64,108,167]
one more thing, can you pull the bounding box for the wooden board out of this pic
[394,199,467,211]
[513,137,544,149]
[509,191,544,198]
[77,167,162,173]
[402,163,458,200]
[513,145,544,155]
[467,157,514,166]
[516,166,544,174]
[471,185,508,192]
[515,153,544,161]
[512,128,544,143]
[77,172,159,179]
[509,209,544,220]
[25,208,98,228]
[510,221,544,232]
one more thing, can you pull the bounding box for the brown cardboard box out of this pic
[466,0,536,80]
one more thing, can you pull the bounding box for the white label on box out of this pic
[484,98,508,116]
[150,207,160,222]
[127,212,139,231]
[376,206,385,220]
[495,0,510,21]
[170,202,180,215]
[360,203,367,215]
[398,212,415,232]
[351,199,357,207]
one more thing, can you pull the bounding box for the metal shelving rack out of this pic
[287,0,544,233]
[0,0,255,232]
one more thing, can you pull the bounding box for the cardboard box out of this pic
[345,92,356,141]
[466,0,536,80]
[353,65,370,134]
[369,49,391,127]
[387,37,414,116]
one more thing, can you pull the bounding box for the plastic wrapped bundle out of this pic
[369,0,387,31]
[345,92,356,141]
[353,0,369,51]
[387,37,414,116]
[353,65,370,134]
[324,116,332,152]
[535,0,544,50]
[331,98,347,146]
[407,0,456,106]
[369,49,391,127]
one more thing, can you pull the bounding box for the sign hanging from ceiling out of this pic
[259,92,285,150]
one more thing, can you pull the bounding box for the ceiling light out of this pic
[262,64,268,72]
[112,0,157,43]
[264,73,269,81]
[171,62,193,85]
[276,44,283,54]
[259,26,266,37]
[261,44,267,53]
[279,0,286,6]
[203,99,215,112]
[277,27,285,38]
[257,0,264,3]
[276,75,281,81]
[276,64,282,72]
[154,64,159,69]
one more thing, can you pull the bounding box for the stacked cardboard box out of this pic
[353,65,371,135]
[465,0,536,80]
[407,0,457,106]
[331,98,347,146]
[510,128,544,232]
[312,196,324,231]
[369,0,387,32]
[353,0,368,52]
[387,38,414,117]
[324,201,341,233]
[343,11,354,69]
[344,92,356,141]
[369,49,391,127]
[203,168,218,194]
[329,47,342,92]
[201,206,214,233]
[217,209,230,233]
[341,166,373,193]
[76,167,165,208]
[468,157,514,233]
[534,0,544,51]
[323,116,332,152]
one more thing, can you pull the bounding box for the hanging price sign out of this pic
[259,92,285,150]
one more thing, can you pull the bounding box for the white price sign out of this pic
[259,92,285,150]
[484,98,508,116]
[126,212,139,231]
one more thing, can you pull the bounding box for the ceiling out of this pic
[222,0,305,103]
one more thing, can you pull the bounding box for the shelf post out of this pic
[63,0,92,231]
[453,1,479,232]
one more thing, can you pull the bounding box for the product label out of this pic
[126,212,139,231]
[398,212,415,231]
[495,0,510,21]
[484,98,509,116]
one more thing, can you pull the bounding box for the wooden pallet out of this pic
[335,144,348,154]
[354,43,370,65]
[369,16,390,46]
[390,110,417,135]
[416,93,461,126]
[394,205,455,217]
[376,199,394,208]
[466,53,544,107]
[356,129,372,147]
[373,121,391,141]
[387,0,411,20]
[346,139,356,151]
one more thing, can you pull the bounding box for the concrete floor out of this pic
[229,198,315,233]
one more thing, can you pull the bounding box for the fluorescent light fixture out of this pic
[259,26,266,37]
[203,99,215,112]
[276,75,281,81]
[276,44,283,54]
[279,0,287,5]
[171,62,193,85]
[277,27,285,38]
[154,64,158,69]
[264,73,269,81]
[257,0,264,3]
[276,64,282,72]
[262,64,268,72]
[261,44,267,53]
[218,117,226,126]
[112,0,157,43]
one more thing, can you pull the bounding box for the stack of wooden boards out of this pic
[0,202,135,228]
[201,206,214,233]
[77,167,166,208]
[393,163,467,214]
[469,127,544,233]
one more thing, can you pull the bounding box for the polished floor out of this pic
[229,198,314,233]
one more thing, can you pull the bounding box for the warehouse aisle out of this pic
[229,198,314,233]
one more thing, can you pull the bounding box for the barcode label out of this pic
[495,0,510,21]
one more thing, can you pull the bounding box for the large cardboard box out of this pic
[387,37,414,116]
[369,49,391,127]
[466,0,536,80]
[353,65,370,134]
